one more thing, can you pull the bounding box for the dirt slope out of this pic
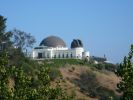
[59,65,120,100]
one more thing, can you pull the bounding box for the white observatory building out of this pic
[32,36,90,60]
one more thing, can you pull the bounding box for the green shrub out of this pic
[95,63,105,70]
[49,68,61,81]
[96,86,119,100]
[105,63,117,72]
[0,52,73,100]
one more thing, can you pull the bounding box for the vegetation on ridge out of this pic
[116,45,133,100]
[0,52,73,100]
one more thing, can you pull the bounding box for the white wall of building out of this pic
[32,46,89,60]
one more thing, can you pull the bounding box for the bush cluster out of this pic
[0,52,73,100]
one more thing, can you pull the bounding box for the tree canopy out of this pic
[11,29,36,52]
[116,45,133,100]
[0,15,36,54]
[0,15,12,50]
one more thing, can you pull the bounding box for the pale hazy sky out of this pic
[0,0,133,63]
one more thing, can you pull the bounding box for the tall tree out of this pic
[0,15,6,35]
[11,29,36,52]
[0,15,12,51]
[116,45,133,100]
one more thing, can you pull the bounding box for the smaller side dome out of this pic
[71,39,83,48]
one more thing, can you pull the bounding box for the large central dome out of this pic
[40,36,66,47]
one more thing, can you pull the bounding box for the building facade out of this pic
[32,36,89,60]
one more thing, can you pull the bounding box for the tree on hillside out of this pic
[11,29,36,52]
[0,15,35,66]
[0,15,6,36]
[116,45,133,100]
[0,15,12,51]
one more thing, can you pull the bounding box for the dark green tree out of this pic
[116,45,133,100]
[0,15,7,43]
[0,52,12,99]
[0,15,12,51]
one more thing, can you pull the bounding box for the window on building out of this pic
[47,54,49,58]
[62,54,64,58]
[38,53,42,58]
[66,54,69,58]
[54,54,56,58]
[70,53,73,58]
[58,54,60,58]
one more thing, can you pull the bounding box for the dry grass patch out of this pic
[59,65,121,100]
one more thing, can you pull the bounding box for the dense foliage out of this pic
[0,15,12,52]
[0,15,11,43]
[116,45,133,100]
[0,52,73,100]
